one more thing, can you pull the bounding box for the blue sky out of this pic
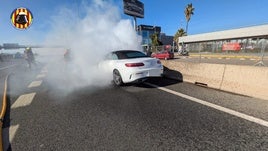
[1,0,268,45]
[137,0,268,35]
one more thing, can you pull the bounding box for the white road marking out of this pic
[0,64,17,70]
[3,124,19,143]
[28,80,42,88]
[3,125,20,151]
[240,58,246,60]
[36,74,46,79]
[11,93,36,109]
[41,67,48,73]
[145,82,268,128]
[9,125,19,143]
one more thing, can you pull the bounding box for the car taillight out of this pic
[125,63,144,67]
[157,60,161,64]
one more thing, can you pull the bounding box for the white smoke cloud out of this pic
[42,0,142,93]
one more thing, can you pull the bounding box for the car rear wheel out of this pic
[113,69,123,86]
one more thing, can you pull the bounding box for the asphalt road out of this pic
[0,59,26,110]
[1,57,268,151]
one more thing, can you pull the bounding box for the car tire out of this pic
[113,69,123,86]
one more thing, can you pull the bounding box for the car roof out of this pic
[111,50,141,53]
[109,50,148,59]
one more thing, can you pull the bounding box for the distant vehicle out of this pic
[14,52,23,59]
[99,50,163,86]
[151,50,174,60]
[245,45,254,50]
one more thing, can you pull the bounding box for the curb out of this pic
[161,60,268,100]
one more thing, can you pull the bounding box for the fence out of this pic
[180,39,268,66]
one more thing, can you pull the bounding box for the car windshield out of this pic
[114,50,148,59]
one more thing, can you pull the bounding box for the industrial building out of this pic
[178,24,268,53]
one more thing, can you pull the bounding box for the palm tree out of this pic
[184,3,194,34]
[150,33,162,52]
[174,28,187,46]
[150,33,160,47]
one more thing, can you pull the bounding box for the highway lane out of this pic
[0,59,27,111]
[3,58,268,151]
[0,59,24,79]
[0,58,48,151]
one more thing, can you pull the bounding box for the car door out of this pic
[157,51,164,59]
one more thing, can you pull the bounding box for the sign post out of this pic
[123,0,144,31]
[133,16,137,31]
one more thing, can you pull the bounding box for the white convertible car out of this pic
[99,50,164,86]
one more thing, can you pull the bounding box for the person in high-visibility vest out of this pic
[64,49,71,62]
[24,47,35,69]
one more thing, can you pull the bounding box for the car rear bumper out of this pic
[122,68,164,83]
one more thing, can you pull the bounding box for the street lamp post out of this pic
[133,16,137,31]
[172,41,175,53]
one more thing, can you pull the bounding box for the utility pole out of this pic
[133,16,137,31]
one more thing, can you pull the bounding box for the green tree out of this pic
[184,3,194,34]
[174,28,187,46]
